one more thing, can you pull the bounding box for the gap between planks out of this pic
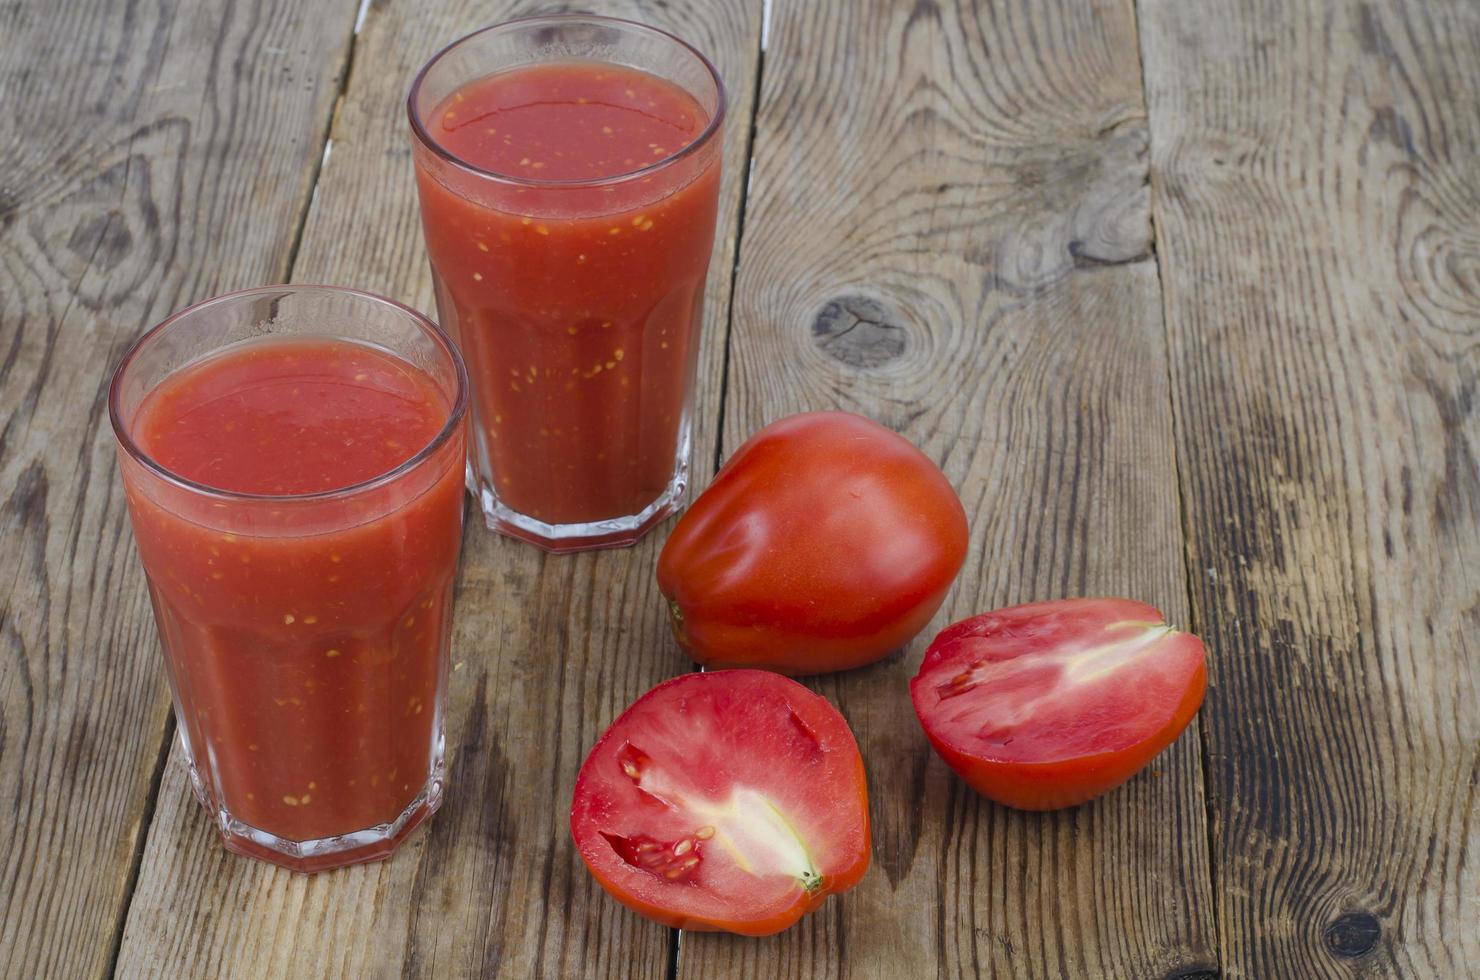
[103,716,176,980]
[671,1,770,974]
[282,0,368,285]
[1127,0,1225,970]
[708,0,771,478]
[101,0,368,972]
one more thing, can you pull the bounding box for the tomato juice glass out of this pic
[109,286,468,872]
[408,16,725,552]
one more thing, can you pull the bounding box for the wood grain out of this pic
[0,1,359,976]
[113,1,761,977]
[1139,0,1480,975]
[677,0,1218,977]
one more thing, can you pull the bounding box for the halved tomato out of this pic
[570,670,870,936]
[910,598,1206,810]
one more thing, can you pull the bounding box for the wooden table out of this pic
[3,0,1476,976]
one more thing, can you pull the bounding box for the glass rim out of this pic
[406,14,727,190]
[108,284,470,505]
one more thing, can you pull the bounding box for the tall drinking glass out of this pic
[109,286,468,872]
[409,15,725,552]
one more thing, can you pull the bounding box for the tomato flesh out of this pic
[570,670,870,935]
[657,411,968,674]
[910,598,1207,810]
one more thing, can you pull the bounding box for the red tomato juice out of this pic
[120,338,464,855]
[413,61,721,531]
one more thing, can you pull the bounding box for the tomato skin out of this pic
[570,670,871,936]
[657,412,968,674]
[910,599,1207,810]
[592,848,860,937]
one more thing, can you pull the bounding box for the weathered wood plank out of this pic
[678,0,1218,977]
[113,1,761,977]
[0,1,360,976]
[1139,0,1480,975]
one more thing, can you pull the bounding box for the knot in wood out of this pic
[1324,912,1381,957]
[811,295,907,369]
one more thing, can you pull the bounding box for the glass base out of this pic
[470,463,687,553]
[186,758,443,874]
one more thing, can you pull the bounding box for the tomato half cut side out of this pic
[910,598,1207,810]
[570,670,871,936]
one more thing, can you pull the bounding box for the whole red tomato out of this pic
[658,411,968,674]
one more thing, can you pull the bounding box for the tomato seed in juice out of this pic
[125,337,463,844]
[415,61,722,528]
[136,339,447,494]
